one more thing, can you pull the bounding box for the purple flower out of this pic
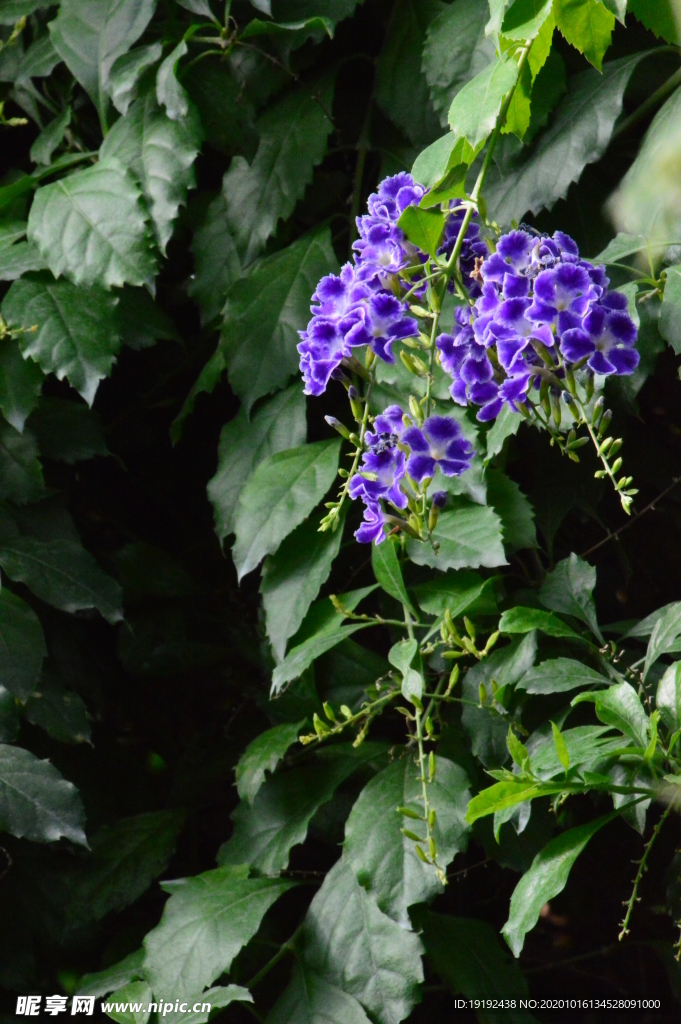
[560,304,639,375]
[527,263,597,331]
[365,404,407,450]
[439,208,489,296]
[345,292,417,362]
[298,318,348,396]
[402,416,474,482]
[355,501,388,544]
[349,446,407,510]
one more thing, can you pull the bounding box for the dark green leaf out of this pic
[27,159,157,289]
[0,421,43,503]
[0,239,47,280]
[371,537,415,612]
[629,0,680,44]
[502,814,616,956]
[103,981,152,1024]
[397,205,444,258]
[160,987,252,1024]
[389,638,423,703]
[221,227,339,413]
[407,503,507,572]
[3,276,120,405]
[417,911,529,997]
[643,602,681,680]
[142,863,294,1002]
[261,511,344,661]
[487,469,536,552]
[502,0,554,39]
[0,0,53,22]
[0,536,123,623]
[235,721,304,804]
[267,963,372,1024]
[77,950,145,999]
[16,34,61,83]
[539,552,602,642]
[0,686,20,743]
[528,724,624,780]
[108,43,163,116]
[572,681,648,745]
[0,588,46,701]
[516,657,608,694]
[301,859,424,1024]
[29,397,108,464]
[188,192,242,326]
[448,57,519,148]
[272,624,369,692]
[115,286,180,351]
[344,755,470,924]
[0,336,43,432]
[233,438,340,579]
[411,133,480,191]
[413,570,494,618]
[555,0,614,69]
[485,405,522,461]
[422,0,495,127]
[499,607,584,641]
[0,742,86,844]
[657,662,681,731]
[24,675,91,744]
[660,265,681,354]
[594,232,666,264]
[156,41,189,121]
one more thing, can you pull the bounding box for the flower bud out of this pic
[409,395,424,425]
[325,415,351,440]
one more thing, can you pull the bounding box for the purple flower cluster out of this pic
[438,229,639,422]
[348,406,474,544]
[297,173,485,396]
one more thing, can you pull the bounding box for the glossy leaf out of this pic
[502,0,554,39]
[644,602,681,680]
[24,674,91,744]
[487,469,536,552]
[108,42,163,115]
[344,755,470,925]
[143,864,293,1002]
[103,980,152,1024]
[235,721,304,804]
[388,638,423,703]
[628,0,680,44]
[412,570,494,618]
[397,205,444,258]
[502,814,615,955]
[499,606,583,641]
[267,963,372,1024]
[448,57,519,148]
[77,950,146,999]
[0,742,86,845]
[528,724,627,780]
[302,858,424,1024]
[539,552,603,642]
[156,41,188,121]
[554,0,614,70]
[411,133,480,192]
[407,503,507,572]
[0,239,47,281]
[422,0,495,127]
[660,266,681,354]
[0,588,46,701]
[232,438,341,580]
[516,657,608,694]
[371,538,415,613]
[572,682,648,745]
[221,227,339,413]
[3,276,120,406]
[657,662,681,731]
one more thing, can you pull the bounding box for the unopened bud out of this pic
[585,372,595,402]
[325,415,351,440]
[409,395,424,424]
[323,702,336,723]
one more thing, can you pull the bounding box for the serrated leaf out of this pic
[407,503,507,572]
[0,421,43,503]
[661,266,681,354]
[108,43,163,116]
[448,56,519,148]
[422,0,495,127]
[267,963,372,1024]
[344,755,470,926]
[487,469,536,552]
[516,657,608,694]
[101,92,202,252]
[77,950,146,999]
[397,205,444,257]
[142,864,294,1002]
[236,721,304,804]
[208,385,306,544]
[30,105,72,166]
[232,438,340,580]
[27,159,157,289]
[0,336,43,432]
[371,537,414,613]
[539,552,602,642]
[49,0,157,126]
[502,0,554,39]
[0,536,123,623]
[156,40,189,121]
[485,53,649,225]
[220,744,386,875]
[502,814,616,956]
[3,276,120,405]
[629,0,680,44]
[262,512,344,662]
[188,191,242,325]
[572,681,648,745]
[499,606,585,641]
[24,675,91,744]
[221,227,339,413]
[301,859,424,1024]
[555,0,614,69]
[0,588,46,701]
[0,742,86,844]
[224,78,334,264]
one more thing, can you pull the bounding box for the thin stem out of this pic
[612,63,681,141]
[331,379,373,526]
[619,805,672,940]
[581,476,681,557]
[245,924,303,990]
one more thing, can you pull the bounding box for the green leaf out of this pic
[0,239,47,281]
[156,40,188,121]
[208,386,306,544]
[417,911,529,998]
[219,744,386,876]
[267,963,372,1024]
[100,92,202,253]
[142,864,294,1002]
[388,638,423,703]
[159,987,253,1024]
[30,105,72,166]
[628,0,681,44]
[233,438,340,580]
[0,588,46,701]
[24,674,91,744]
[3,276,120,405]
[516,657,608,694]
[375,0,443,145]
[643,602,681,680]
[466,779,552,825]
[30,397,109,464]
[572,681,648,745]
[448,56,519,148]
[397,205,444,258]
[222,227,339,413]
[528,724,626,780]
[49,0,157,126]
[0,336,42,433]
[657,662,681,731]
[0,0,53,22]
[77,950,146,999]
[0,421,43,503]
[554,0,614,69]
[301,859,424,1024]
[499,607,584,641]
[27,159,157,289]
[422,0,495,127]
[261,511,344,661]
[104,981,152,1024]
[551,721,570,772]
[236,721,304,804]
[539,552,603,642]
[502,814,616,955]
[487,469,536,552]
[502,0,554,39]
[411,133,480,192]
[371,538,415,612]
[0,536,123,623]
[487,0,513,36]
[116,286,180,351]
[344,756,470,925]
[0,742,86,844]
[108,42,163,116]
[507,727,530,770]
[223,79,334,264]
[15,34,61,83]
[272,623,369,693]
[0,686,20,742]
[485,405,522,461]
[407,503,507,572]
[413,570,495,618]
[661,266,681,354]
[188,192,241,326]
[600,0,627,22]
[485,53,649,225]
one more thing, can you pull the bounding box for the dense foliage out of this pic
[3,0,681,1021]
